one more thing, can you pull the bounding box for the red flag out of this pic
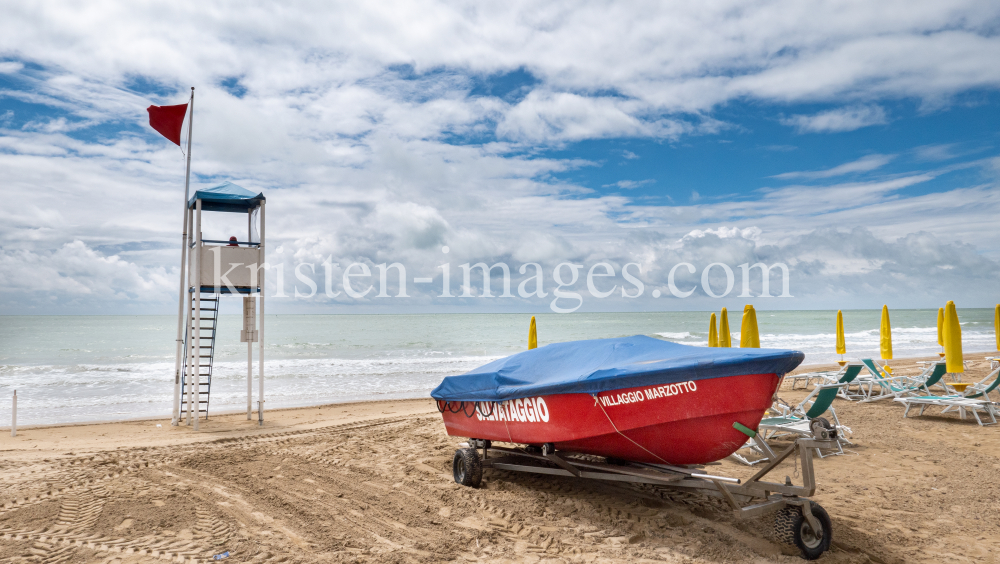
[147,103,188,146]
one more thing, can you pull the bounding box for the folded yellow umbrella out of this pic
[937,307,945,358]
[528,316,538,350]
[944,301,963,373]
[995,304,999,352]
[708,313,718,347]
[719,308,732,348]
[879,305,893,373]
[836,310,846,363]
[740,305,760,348]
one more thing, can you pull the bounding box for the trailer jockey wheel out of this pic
[775,501,832,560]
[453,448,482,488]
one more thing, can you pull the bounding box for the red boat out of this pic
[438,371,779,465]
[432,335,803,465]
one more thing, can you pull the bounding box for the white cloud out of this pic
[0,241,173,303]
[0,62,23,74]
[683,226,762,242]
[21,116,100,133]
[772,154,896,179]
[782,105,888,133]
[0,2,997,143]
[495,91,693,143]
[603,179,654,189]
[913,143,960,161]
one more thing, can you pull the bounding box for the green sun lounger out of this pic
[754,381,853,459]
[858,360,947,403]
[733,366,862,465]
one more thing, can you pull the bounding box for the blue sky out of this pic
[544,96,1000,204]
[1,1,999,314]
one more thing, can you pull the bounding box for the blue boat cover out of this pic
[431,335,804,402]
[188,181,265,213]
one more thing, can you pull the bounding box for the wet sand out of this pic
[1,353,998,563]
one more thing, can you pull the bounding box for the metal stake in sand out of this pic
[10,390,15,438]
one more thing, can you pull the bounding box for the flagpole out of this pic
[171,87,195,426]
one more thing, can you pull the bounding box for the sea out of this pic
[1,309,997,426]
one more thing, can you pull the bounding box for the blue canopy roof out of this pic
[431,335,804,402]
[188,181,265,213]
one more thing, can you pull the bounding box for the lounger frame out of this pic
[895,396,998,426]
[894,366,1000,426]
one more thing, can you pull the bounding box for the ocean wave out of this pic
[655,332,694,340]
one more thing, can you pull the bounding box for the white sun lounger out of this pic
[857,360,947,403]
[784,362,860,391]
[894,367,1000,426]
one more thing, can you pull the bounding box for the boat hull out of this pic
[439,372,780,465]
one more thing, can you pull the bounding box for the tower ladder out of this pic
[179,293,219,419]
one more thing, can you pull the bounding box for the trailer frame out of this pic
[454,429,838,559]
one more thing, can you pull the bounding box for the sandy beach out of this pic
[2,354,998,563]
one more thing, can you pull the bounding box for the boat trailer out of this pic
[452,424,837,560]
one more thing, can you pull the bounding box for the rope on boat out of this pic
[461,401,477,418]
[476,401,495,418]
[592,393,671,465]
[435,399,495,419]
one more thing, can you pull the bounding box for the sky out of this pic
[1,1,999,314]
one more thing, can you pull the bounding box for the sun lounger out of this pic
[847,359,889,400]
[959,365,1000,402]
[732,381,853,464]
[771,365,860,421]
[894,397,998,426]
[784,370,827,390]
[894,368,1000,426]
[910,362,949,394]
[829,363,863,399]
[857,359,946,403]
[784,362,861,391]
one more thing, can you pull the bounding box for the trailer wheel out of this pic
[452,448,482,488]
[775,502,832,560]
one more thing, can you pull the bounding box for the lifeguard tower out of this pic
[171,182,266,429]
